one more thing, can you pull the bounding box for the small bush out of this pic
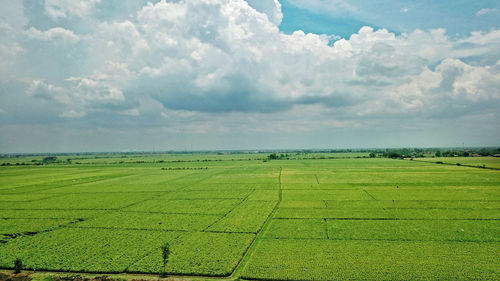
[161,242,170,277]
[14,258,22,273]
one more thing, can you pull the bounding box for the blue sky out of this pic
[280,0,500,38]
[0,0,499,152]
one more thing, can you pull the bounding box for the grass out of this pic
[0,154,499,280]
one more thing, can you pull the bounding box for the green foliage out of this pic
[42,156,58,164]
[267,153,289,160]
[241,239,500,280]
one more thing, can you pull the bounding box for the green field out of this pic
[0,155,499,280]
[416,156,500,169]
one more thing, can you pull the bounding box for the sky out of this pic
[0,0,499,153]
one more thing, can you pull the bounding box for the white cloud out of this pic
[400,7,409,13]
[59,109,86,118]
[45,0,101,19]
[26,61,132,118]
[476,8,498,16]
[3,0,500,128]
[462,29,500,45]
[0,0,26,81]
[26,80,70,104]
[26,27,80,44]
[245,0,283,25]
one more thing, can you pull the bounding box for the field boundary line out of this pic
[259,237,500,242]
[0,218,92,245]
[66,226,190,232]
[230,166,283,278]
[408,158,500,170]
[272,217,500,221]
[363,190,378,201]
[202,192,253,231]
[1,173,136,194]
[0,268,234,280]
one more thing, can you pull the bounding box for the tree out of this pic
[14,258,22,274]
[435,150,441,157]
[369,152,376,158]
[267,153,279,160]
[161,242,170,277]
[42,156,58,164]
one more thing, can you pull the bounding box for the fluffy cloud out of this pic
[3,0,500,125]
[0,0,26,81]
[45,0,101,19]
[25,61,133,118]
[26,27,80,44]
[246,0,283,25]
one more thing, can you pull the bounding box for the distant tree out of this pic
[385,152,402,159]
[14,258,22,274]
[369,152,376,158]
[42,156,58,164]
[435,151,441,157]
[267,153,279,160]
[161,242,170,277]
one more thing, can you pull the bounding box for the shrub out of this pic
[14,258,22,274]
[161,242,170,277]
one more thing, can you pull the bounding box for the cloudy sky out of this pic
[1,0,499,153]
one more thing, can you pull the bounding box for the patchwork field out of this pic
[0,154,499,280]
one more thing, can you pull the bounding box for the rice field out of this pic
[0,154,499,280]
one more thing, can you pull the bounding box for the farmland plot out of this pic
[0,156,498,280]
[241,158,500,280]
[0,161,278,276]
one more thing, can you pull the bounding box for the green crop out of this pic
[0,154,498,280]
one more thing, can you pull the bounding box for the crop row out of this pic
[76,212,220,231]
[264,218,500,241]
[274,207,500,219]
[280,199,500,209]
[0,192,161,210]
[280,189,499,201]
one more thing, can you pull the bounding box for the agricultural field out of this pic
[0,154,499,280]
[416,156,500,169]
